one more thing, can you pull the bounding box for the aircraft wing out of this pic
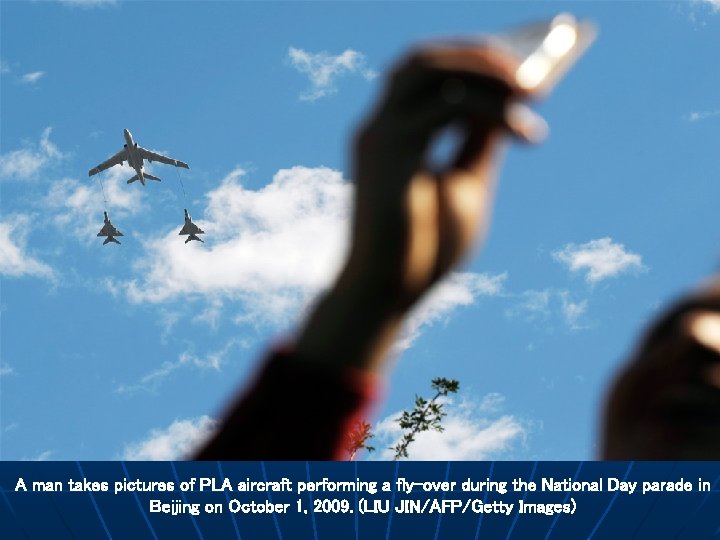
[179,222,204,235]
[89,148,127,176]
[138,147,189,169]
[98,223,123,237]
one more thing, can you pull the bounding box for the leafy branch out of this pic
[344,377,459,460]
[392,377,459,460]
[345,419,376,461]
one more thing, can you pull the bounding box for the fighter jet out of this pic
[97,211,123,245]
[88,129,189,186]
[178,208,205,244]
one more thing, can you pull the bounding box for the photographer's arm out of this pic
[195,45,543,460]
[296,46,542,373]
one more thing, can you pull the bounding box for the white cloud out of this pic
[519,289,551,314]
[123,166,350,321]
[115,339,241,394]
[115,360,182,395]
[559,291,588,329]
[0,127,63,180]
[288,47,377,101]
[683,1,720,25]
[397,272,507,350]
[0,363,15,377]
[44,165,146,243]
[479,392,505,413]
[193,297,224,329]
[505,289,551,320]
[0,60,10,74]
[20,71,45,85]
[685,109,720,122]
[158,309,181,343]
[372,394,526,460]
[506,289,590,330]
[0,216,55,279]
[122,416,217,460]
[25,450,53,461]
[123,166,508,350]
[179,344,233,371]
[553,237,646,284]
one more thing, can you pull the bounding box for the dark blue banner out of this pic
[1,461,719,539]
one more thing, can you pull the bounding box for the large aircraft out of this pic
[88,129,189,186]
[97,211,123,245]
[179,208,205,244]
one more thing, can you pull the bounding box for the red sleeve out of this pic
[194,348,382,460]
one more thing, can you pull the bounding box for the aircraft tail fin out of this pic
[128,172,159,185]
[185,234,204,244]
[103,236,121,245]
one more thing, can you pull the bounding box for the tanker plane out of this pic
[88,129,189,186]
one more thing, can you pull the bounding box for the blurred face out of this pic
[602,307,720,460]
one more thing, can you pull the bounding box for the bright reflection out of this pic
[686,312,720,355]
[516,55,552,90]
[544,23,578,58]
[515,18,578,91]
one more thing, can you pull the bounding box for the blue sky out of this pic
[1,0,718,461]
